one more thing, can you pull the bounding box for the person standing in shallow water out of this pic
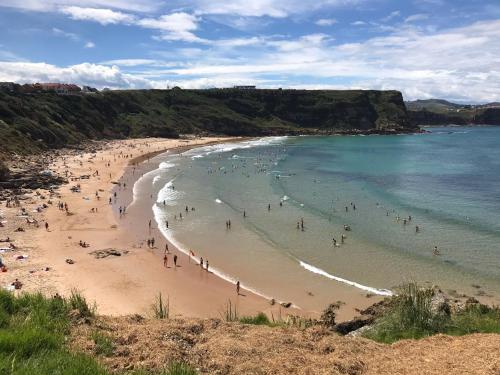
[236,281,240,295]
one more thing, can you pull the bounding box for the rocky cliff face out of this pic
[0,88,414,156]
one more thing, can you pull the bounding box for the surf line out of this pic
[298,260,393,296]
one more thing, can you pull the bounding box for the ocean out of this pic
[136,126,500,312]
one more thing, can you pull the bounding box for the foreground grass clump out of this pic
[365,283,500,343]
[151,293,169,319]
[130,362,197,375]
[0,289,106,374]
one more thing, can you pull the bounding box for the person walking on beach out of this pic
[165,243,169,253]
[205,260,209,272]
[236,281,240,295]
[45,222,49,231]
[148,219,152,230]
[200,257,203,268]
[174,254,178,267]
[163,254,168,268]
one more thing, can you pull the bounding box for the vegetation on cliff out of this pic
[0,88,413,157]
[406,99,500,126]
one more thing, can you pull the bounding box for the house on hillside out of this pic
[82,85,99,93]
[38,83,81,94]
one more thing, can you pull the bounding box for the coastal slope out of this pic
[406,99,500,125]
[0,88,414,157]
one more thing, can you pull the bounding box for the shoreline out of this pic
[1,137,303,319]
[2,134,498,322]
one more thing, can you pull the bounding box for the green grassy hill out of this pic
[406,99,500,126]
[0,88,413,157]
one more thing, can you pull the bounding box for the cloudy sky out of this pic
[0,0,499,102]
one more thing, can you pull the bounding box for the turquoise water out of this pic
[145,127,500,311]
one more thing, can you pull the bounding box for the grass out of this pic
[91,331,114,357]
[239,310,315,329]
[0,289,108,374]
[364,282,500,343]
[239,312,271,326]
[129,362,198,375]
[221,300,238,322]
[151,293,169,319]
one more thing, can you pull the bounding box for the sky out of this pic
[0,0,499,102]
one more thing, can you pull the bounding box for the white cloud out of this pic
[405,14,429,23]
[60,6,136,25]
[351,20,366,26]
[84,41,95,48]
[100,59,160,66]
[381,10,400,22]
[0,0,158,13]
[316,18,337,26]
[188,0,362,18]
[1,18,500,102]
[137,12,206,43]
[52,27,79,41]
[0,62,152,89]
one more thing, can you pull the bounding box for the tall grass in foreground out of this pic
[0,289,107,374]
[151,293,169,319]
[364,282,500,343]
[221,300,238,322]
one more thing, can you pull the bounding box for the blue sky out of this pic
[0,0,499,102]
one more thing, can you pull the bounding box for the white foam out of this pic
[159,161,176,169]
[215,198,223,204]
[152,204,297,307]
[298,260,393,296]
[184,136,288,160]
[156,179,184,206]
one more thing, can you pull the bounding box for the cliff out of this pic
[0,88,414,157]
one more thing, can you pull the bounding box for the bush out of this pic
[364,283,500,343]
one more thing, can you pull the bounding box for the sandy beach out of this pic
[0,138,292,318]
[0,136,385,321]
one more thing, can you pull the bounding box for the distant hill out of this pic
[406,99,500,126]
[0,87,415,157]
